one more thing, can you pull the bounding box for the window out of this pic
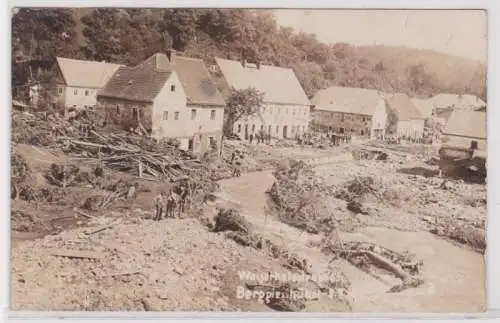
[341,114,345,122]
[471,140,478,150]
[174,111,179,120]
[58,88,63,95]
[252,124,256,132]
[191,109,197,120]
[304,108,307,116]
[293,108,296,115]
[210,110,216,120]
[260,125,264,132]
[277,107,281,114]
[340,127,344,134]
[85,90,89,96]
[286,108,289,114]
[74,89,78,95]
[276,125,279,134]
[116,105,120,113]
[237,124,242,133]
[361,130,364,136]
[163,111,168,120]
[170,85,175,92]
[133,108,138,118]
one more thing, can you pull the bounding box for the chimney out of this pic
[166,49,176,65]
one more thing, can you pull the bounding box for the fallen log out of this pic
[73,207,94,219]
[50,249,105,259]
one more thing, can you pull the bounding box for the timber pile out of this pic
[57,131,205,182]
[11,110,92,147]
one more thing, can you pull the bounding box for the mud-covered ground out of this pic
[11,139,486,312]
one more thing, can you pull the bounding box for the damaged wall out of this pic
[96,96,153,132]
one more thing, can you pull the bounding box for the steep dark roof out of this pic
[98,54,172,103]
[175,56,225,106]
[98,53,225,106]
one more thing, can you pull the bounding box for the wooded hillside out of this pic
[11,8,487,101]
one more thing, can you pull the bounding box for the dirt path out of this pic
[216,170,486,312]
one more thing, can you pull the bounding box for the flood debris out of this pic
[213,208,252,234]
[266,160,338,234]
[322,241,424,293]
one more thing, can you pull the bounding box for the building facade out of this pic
[386,93,425,139]
[215,57,310,140]
[235,103,309,140]
[54,57,122,113]
[310,86,388,139]
[97,51,225,154]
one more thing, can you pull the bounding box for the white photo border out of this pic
[2,0,499,321]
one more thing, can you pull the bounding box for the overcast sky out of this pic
[274,9,487,63]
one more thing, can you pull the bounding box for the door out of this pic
[282,125,288,139]
[244,124,249,140]
[470,140,478,150]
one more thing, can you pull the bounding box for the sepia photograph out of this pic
[9,7,487,313]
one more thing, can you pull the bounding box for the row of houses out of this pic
[40,50,486,154]
[310,86,486,152]
[48,51,311,154]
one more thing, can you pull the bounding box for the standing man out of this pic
[153,191,166,221]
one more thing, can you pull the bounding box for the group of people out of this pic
[248,130,272,145]
[153,177,195,221]
[328,133,352,146]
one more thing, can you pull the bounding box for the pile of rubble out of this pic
[322,240,424,293]
[212,208,311,274]
[208,207,352,311]
[11,110,92,147]
[351,148,388,161]
[335,176,381,215]
[266,160,338,234]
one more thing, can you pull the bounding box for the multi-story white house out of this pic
[215,57,310,139]
[53,57,122,113]
[96,51,226,154]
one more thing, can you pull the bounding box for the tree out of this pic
[224,87,264,135]
[405,63,440,96]
[386,106,399,135]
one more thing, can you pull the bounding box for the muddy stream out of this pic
[216,170,486,312]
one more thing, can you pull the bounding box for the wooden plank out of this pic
[73,208,94,219]
[50,249,105,259]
